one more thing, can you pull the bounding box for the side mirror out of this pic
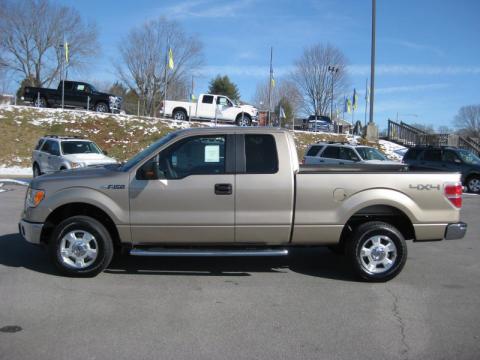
[136,160,161,180]
[103,150,108,155]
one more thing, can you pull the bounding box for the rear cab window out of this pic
[202,95,214,104]
[245,134,278,173]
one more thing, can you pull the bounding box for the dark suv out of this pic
[403,146,480,193]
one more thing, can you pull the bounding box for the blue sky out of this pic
[59,0,479,130]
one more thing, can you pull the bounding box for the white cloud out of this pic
[348,64,480,76]
[164,0,254,19]
[194,64,293,77]
[376,83,450,94]
[383,39,445,57]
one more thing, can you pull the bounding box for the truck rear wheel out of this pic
[346,221,407,282]
[34,96,47,108]
[172,109,187,121]
[49,215,114,277]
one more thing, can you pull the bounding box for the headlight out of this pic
[26,188,45,208]
[70,162,85,169]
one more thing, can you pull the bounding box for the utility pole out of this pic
[364,78,368,126]
[163,45,168,118]
[368,0,376,125]
[59,42,65,109]
[268,47,273,126]
[366,0,379,141]
[328,65,339,127]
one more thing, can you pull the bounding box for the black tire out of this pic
[32,163,41,178]
[172,109,187,121]
[34,96,47,108]
[327,244,345,255]
[49,215,114,277]
[346,221,407,282]
[236,113,251,126]
[466,176,480,194]
[95,102,109,113]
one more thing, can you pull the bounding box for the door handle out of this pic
[214,183,232,195]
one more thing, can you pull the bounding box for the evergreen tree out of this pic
[208,75,240,101]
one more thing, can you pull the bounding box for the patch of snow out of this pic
[378,139,408,161]
[0,178,30,186]
[0,166,32,176]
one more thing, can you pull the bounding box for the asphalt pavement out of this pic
[0,185,479,360]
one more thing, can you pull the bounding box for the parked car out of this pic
[19,128,466,281]
[307,115,333,132]
[303,142,403,167]
[161,94,258,126]
[403,146,480,193]
[32,135,117,177]
[23,80,122,113]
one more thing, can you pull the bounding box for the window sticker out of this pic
[77,84,85,91]
[205,145,220,163]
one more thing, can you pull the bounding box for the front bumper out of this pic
[18,220,43,244]
[445,222,467,240]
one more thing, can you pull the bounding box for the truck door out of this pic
[234,133,294,244]
[129,134,235,244]
[196,95,216,119]
[216,96,236,122]
[70,83,90,108]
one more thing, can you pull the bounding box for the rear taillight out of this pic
[444,183,463,208]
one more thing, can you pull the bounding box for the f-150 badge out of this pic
[101,184,125,190]
[409,184,440,190]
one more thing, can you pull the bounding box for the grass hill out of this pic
[0,105,352,169]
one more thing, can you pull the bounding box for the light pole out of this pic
[368,0,376,125]
[328,65,339,129]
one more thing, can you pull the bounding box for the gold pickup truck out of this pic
[19,128,467,281]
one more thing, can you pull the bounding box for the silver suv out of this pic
[303,142,400,166]
[32,135,117,177]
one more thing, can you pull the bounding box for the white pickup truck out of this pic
[162,94,258,126]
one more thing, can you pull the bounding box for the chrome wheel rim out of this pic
[238,116,249,126]
[60,230,98,269]
[96,104,108,112]
[469,178,480,193]
[359,235,397,274]
[35,98,45,107]
[174,112,185,120]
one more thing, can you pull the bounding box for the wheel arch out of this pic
[172,107,188,119]
[41,202,121,248]
[339,204,415,247]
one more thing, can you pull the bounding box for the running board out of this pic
[130,248,289,257]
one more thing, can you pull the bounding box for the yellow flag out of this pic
[65,42,69,64]
[271,73,275,88]
[168,48,174,70]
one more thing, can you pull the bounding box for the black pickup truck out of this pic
[23,80,122,113]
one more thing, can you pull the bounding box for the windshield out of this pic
[457,149,480,165]
[121,132,178,171]
[356,147,388,161]
[61,141,102,155]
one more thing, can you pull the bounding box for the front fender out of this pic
[27,187,128,225]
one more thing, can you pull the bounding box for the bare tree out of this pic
[290,43,348,117]
[0,0,99,87]
[252,79,302,115]
[116,18,203,117]
[455,105,480,138]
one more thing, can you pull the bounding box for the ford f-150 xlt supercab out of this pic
[162,94,258,126]
[19,128,467,281]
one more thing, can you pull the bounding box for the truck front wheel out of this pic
[347,221,407,282]
[95,102,109,113]
[49,215,114,277]
[236,113,251,126]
